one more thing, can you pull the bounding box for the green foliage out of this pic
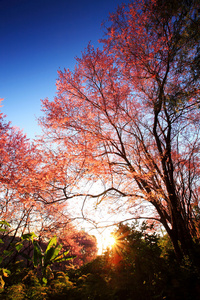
[0,221,13,292]
[32,235,74,268]
[21,232,37,243]
[26,286,49,300]
[67,222,200,300]
[0,220,11,231]
[0,267,74,300]
[0,221,12,265]
[48,272,73,299]
[19,234,75,285]
[0,221,75,298]
[0,222,200,299]
[0,268,10,292]
[4,283,26,300]
[22,269,40,287]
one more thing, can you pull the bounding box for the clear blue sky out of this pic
[0,0,129,139]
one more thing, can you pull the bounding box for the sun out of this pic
[97,228,129,255]
[101,232,118,253]
[104,234,116,249]
[97,232,117,254]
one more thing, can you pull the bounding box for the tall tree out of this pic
[0,101,70,240]
[0,101,43,237]
[40,0,200,262]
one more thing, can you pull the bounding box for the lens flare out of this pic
[102,233,116,250]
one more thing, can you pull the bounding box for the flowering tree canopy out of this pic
[40,0,200,262]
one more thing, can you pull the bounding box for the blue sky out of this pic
[0,0,129,139]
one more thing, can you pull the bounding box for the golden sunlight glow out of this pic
[97,232,116,254]
[97,227,129,255]
[104,234,116,249]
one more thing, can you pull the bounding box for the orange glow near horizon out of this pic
[98,228,129,255]
[97,231,116,254]
[104,233,116,249]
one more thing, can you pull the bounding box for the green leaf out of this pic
[0,239,4,244]
[44,247,56,266]
[0,221,10,227]
[0,275,5,289]
[45,236,57,254]
[62,250,70,256]
[42,277,47,285]
[15,243,23,252]
[33,241,43,267]
[21,232,37,242]
[44,243,64,266]
[0,228,8,232]
[51,244,62,260]
[2,269,10,277]
[54,255,75,263]
[53,250,70,262]
[3,250,13,256]
[33,249,41,267]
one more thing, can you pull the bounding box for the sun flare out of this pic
[97,232,117,254]
[97,227,129,255]
[104,234,116,249]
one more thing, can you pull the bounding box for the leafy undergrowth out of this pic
[1,223,200,300]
